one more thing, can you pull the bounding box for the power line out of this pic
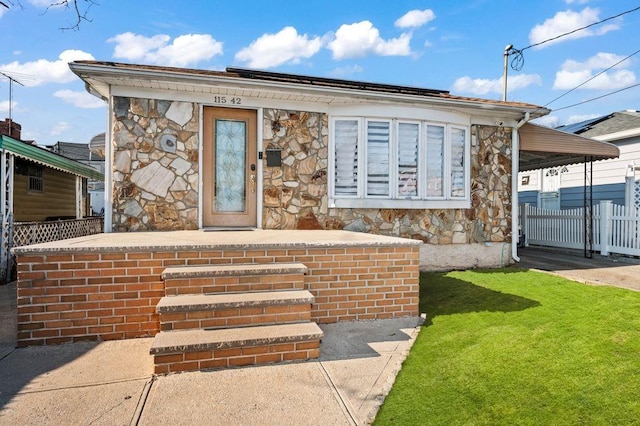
[521,5,640,51]
[552,82,640,112]
[507,5,640,73]
[543,47,640,108]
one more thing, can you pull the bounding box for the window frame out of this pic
[329,115,471,209]
[27,164,44,193]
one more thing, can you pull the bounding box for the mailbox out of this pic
[266,148,282,167]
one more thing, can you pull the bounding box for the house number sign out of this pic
[212,96,242,105]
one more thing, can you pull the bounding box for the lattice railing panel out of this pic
[13,217,104,247]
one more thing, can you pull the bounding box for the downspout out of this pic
[511,112,530,262]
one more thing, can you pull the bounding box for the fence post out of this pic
[519,203,529,247]
[599,200,612,256]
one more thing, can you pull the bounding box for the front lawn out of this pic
[374,269,640,425]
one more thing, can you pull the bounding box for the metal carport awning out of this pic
[516,122,620,259]
[518,122,619,171]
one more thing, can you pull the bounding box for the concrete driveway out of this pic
[517,246,640,292]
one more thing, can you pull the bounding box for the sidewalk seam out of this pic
[130,376,155,426]
[318,360,358,426]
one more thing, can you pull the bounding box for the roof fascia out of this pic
[592,127,640,142]
[70,62,548,120]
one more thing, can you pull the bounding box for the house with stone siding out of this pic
[10,62,621,371]
[68,62,616,270]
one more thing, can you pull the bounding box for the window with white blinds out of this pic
[398,122,419,198]
[331,117,469,208]
[426,125,444,198]
[334,119,359,196]
[366,120,390,196]
[450,127,466,198]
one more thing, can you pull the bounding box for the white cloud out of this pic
[532,115,559,128]
[327,65,364,78]
[328,21,412,60]
[0,50,95,87]
[54,89,106,108]
[49,121,70,136]
[564,113,600,125]
[235,27,324,68]
[0,100,14,113]
[553,52,636,90]
[108,32,223,67]
[529,7,620,49]
[395,9,436,28]
[452,74,542,95]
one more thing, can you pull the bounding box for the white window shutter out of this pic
[426,125,444,197]
[334,119,359,196]
[366,121,390,196]
[450,127,466,198]
[398,122,419,197]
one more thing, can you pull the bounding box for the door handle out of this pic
[250,174,256,193]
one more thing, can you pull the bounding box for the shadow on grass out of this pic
[420,272,540,326]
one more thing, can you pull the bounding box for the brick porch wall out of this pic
[15,245,419,347]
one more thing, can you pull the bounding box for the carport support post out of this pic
[599,200,612,256]
[519,203,529,247]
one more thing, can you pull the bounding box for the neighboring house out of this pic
[519,110,640,210]
[69,61,618,270]
[0,119,104,222]
[0,118,105,282]
[46,140,106,215]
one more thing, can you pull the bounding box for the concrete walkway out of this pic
[0,280,421,425]
[517,246,640,292]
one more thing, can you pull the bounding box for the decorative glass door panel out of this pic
[203,107,257,227]
[214,119,247,212]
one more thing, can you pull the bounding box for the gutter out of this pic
[511,112,530,263]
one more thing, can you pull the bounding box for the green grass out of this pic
[374,269,640,425]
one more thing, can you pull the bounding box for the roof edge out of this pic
[69,61,550,119]
[1,135,104,180]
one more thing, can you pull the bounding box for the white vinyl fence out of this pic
[520,201,640,257]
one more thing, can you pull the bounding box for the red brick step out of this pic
[150,322,323,374]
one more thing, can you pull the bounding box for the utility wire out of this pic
[508,6,640,72]
[521,5,640,51]
[543,47,640,107]
[552,82,640,112]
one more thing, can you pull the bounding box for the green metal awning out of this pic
[0,135,104,181]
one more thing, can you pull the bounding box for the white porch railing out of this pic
[519,201,640,257]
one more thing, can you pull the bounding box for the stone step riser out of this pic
[164,273,306,296]
[159,303,312,331]
[153,339,320,374]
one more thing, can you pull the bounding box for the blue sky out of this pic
[1,0,639,145]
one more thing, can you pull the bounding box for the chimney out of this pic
[0,118,22,140]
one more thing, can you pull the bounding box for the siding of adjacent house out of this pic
[559,183,626,208]
[519,190,538,207]
[13,167,77,221]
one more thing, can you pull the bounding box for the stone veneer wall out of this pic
[110,100,512,244]
[111,97,199,231]
[262,109,513,244]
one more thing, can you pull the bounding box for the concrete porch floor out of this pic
[14,229,420,252]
